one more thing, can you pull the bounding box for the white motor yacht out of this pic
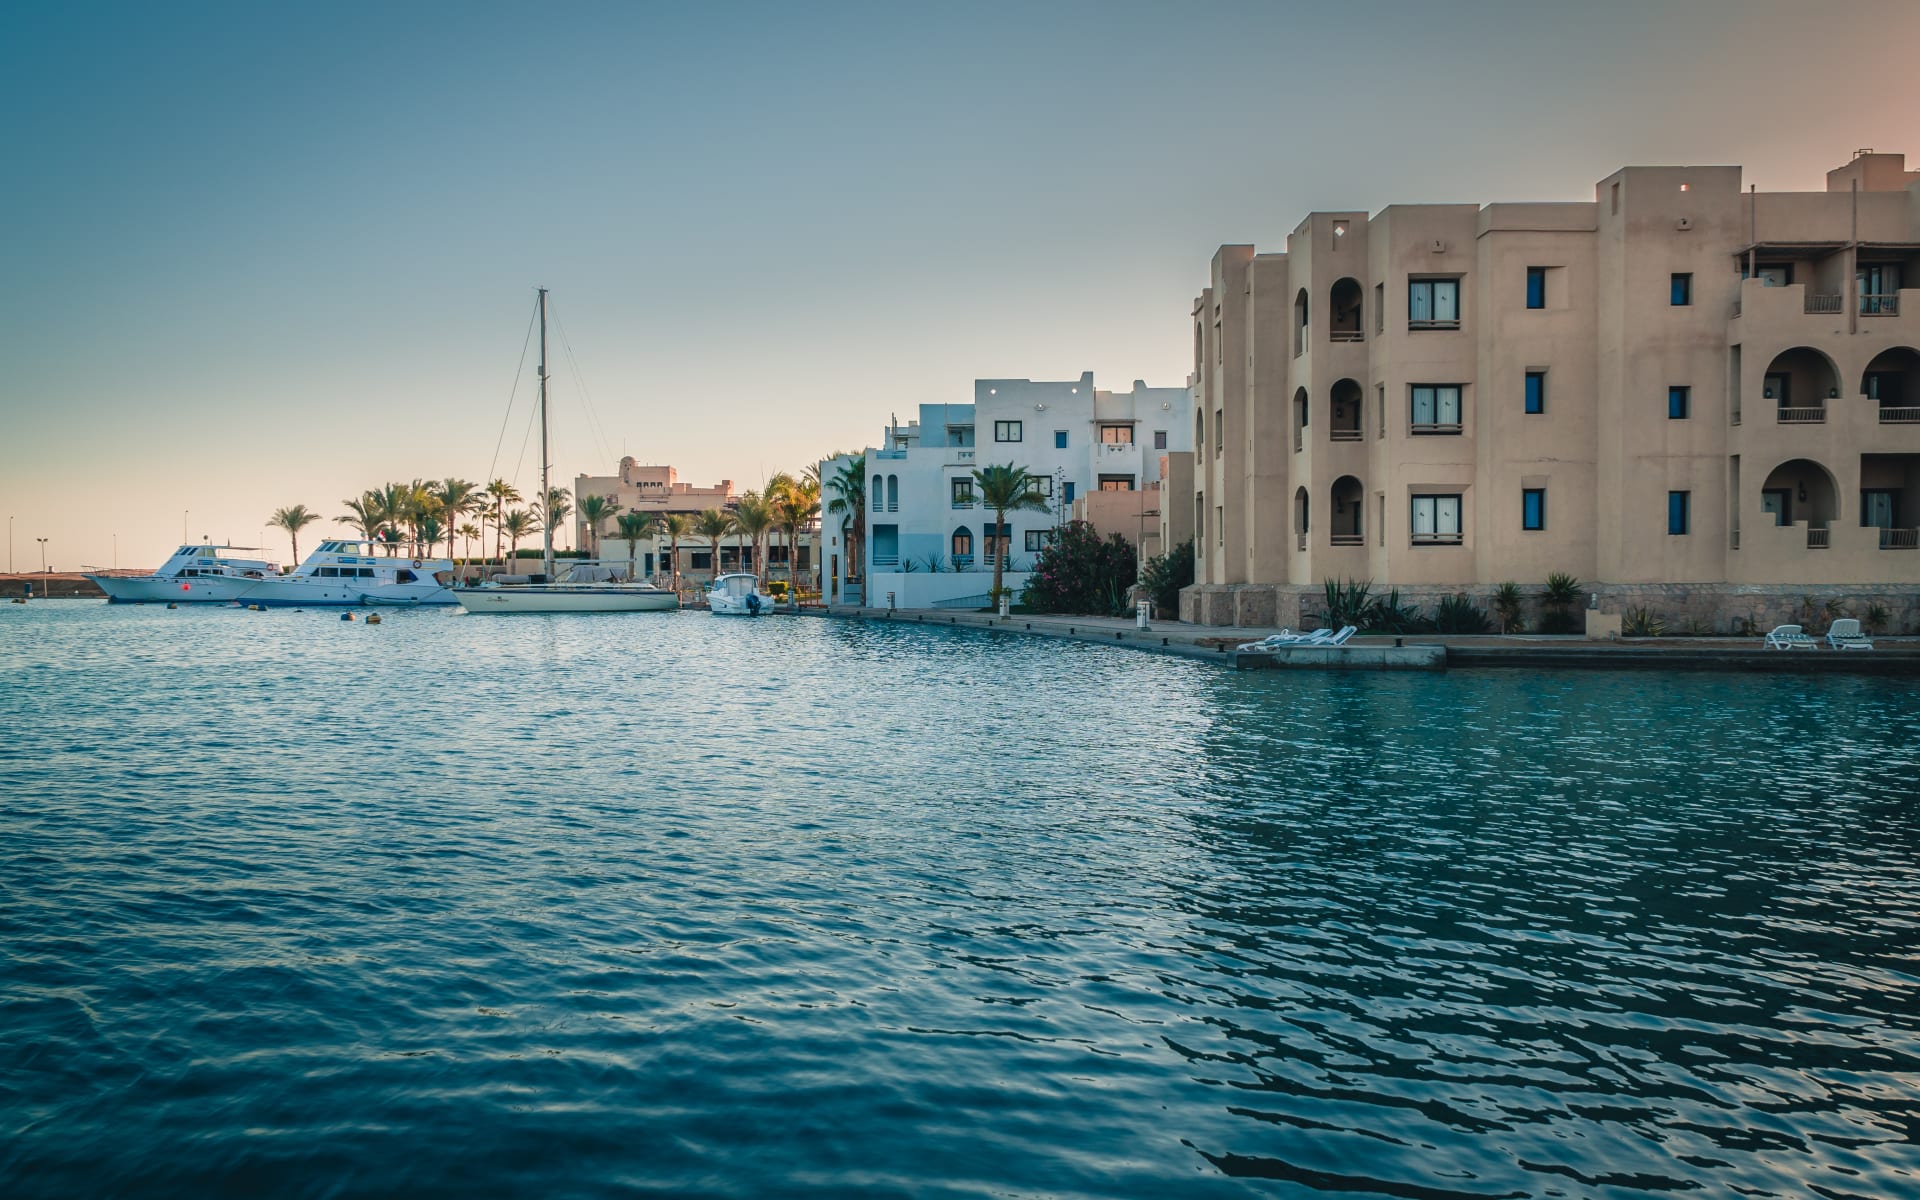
[454,561,679,613]
[88,544,280,604]
[707,572,777,616]
[242,540,456,607]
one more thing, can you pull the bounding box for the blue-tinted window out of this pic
[1526,267,1545,310]
[1668,386,1690,419]
[1054,430,1068,449]
[1522,488,1545,531]
[1062,482,1075,504]
[1668,491,1690,535]
[1525,372,1545,414]
[1670,273,1692,306]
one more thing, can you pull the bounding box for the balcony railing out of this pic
[1294,427,1304,452]
[1409,422,1464,436]
[1294,334,1306,358]
[951,498,975,509]
[1329,329,1364,343]
[952,449,975,462]
[872,553,899,567]
[1411,531,1464,546]
[1100,441,1135,454]
[1296,532,1307,551]
[949,554,973,569]
[1880,407,1920,423]
[1330,533,1364,546]
[1881,528,1919,550]
[1775,407,1826,424]
[1862,294,1900,316]
[1805,293,1843,314]
[1329,427,1363,442]
[1807,528,1830,549]
[1407,319,1460,331]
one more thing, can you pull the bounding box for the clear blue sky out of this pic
[3,0,1916,569]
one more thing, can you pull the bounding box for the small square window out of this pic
[994,420,1023,443]
[1526,267,1546,310]
[1525,372,1545,414]
[1668,386,1690,420]
[1522,488,1545,531]
[1053,430,1067,449]
[1668,490,1690,535]
[1153,430,1167,450]
[1670,273,1692,306]
[950,478,974,505]
[1023,529,1054,552]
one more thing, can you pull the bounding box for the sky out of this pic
[3,0,1917,571]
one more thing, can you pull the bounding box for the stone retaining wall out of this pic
[1179,581,1920,636]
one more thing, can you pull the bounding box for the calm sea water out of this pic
[3,602,1918,1199]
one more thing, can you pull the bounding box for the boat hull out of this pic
[88,575,258,604]
[243,581,456,607]
[452,587,680,613]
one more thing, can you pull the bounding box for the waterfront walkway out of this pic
[813,606,1920,674]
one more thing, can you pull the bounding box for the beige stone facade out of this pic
[1188,151,1920,625]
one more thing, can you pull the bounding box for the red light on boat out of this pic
[181,583,191,591]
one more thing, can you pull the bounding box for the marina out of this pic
[3,601,1918,1197]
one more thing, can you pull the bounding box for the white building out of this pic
[820,373,1189,607]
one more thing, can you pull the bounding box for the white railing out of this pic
[1100,441,1135,453]
[1330,533,1364,546]
[1329,329,1364,342]
[1807,528,1831,549]
[1879,407,1920,423]
[872,553,899,567]
[1881,528,1918,550]
[1409,422,1464,435]
[1805,293,1843,314]
[1329,428,1363,442]
[1776,407,1826,424]
[1411,531,1464,546]
[1408,319,1460,331]
[1861,294,1900,316]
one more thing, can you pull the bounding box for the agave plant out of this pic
[1367,588,1426,635]
[1622,606,1666,638]
[1320,578,1376,629]
[1492,581,1526,633]
[1434,593,1492,634]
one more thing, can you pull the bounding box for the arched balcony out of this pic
[1329,378,1362,441]
[1293,487,1310,552]
[1293,387,1310,452]
[1330,476,1364,545]
[1763,347,1840,425]
[1294,289,1310,357]
[1760,458,1838,548]
[1864,347,1920,423]
[1329,277,1363,342]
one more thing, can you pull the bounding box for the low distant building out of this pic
[574,459,813,585]
[821,373,1190,607]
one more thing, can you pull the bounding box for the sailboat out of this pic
[452,289,679,614]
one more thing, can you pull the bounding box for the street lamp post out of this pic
[36,537,49,573]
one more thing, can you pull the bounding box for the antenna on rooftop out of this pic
[1854,147,1874,159]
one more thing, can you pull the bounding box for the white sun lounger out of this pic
[1763,624,1817,650]
[1826,618,1874,650]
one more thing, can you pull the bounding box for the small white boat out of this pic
[706,572,777,616]
[88,544,280,604]
[453,562,679,613]
[243,540,456,607]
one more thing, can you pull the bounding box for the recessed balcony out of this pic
[1862,294,1901,317]
[1775,407,1826,424]
[1880,528,1918,549]
[1329,428,1364,442]
[1329,533,1364,546]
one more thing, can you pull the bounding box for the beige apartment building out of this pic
[1185,150,1920,629]
[574,458,814,584]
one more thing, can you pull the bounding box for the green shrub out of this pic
[1492,581,1526,633]
[1320,578,1376,629]
[1434,593,1492,634]
[1139,539,1195,617]
[1863,602,1891,634]
[1021,521,1137,615]
[1539,572,1582,635]
[1365,588,1430,634]
[1622,606,1666,637]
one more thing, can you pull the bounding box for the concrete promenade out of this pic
[808,606,1920,675]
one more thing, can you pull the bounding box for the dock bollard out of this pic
[1136,600,1150,630]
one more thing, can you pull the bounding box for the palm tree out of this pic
[417,515,447,557]
[730,492,774,579]
[456,522,482,578]
[577,493,624,558]
[771,473,820,597]
[660,512,692,591]
[694,508,733,583]
[539,487,573,551]
[268,504,320,566]
[501,509,538,565]
[824,454,867,584]
[434,479,483,551]
[614,511,657,582]
[338,492,386,545]
[973,462,1050,605]
[484,479,522,567]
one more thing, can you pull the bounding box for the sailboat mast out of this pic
[538,286,553,579]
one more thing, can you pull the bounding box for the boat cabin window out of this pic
[356,568,375,578]
[395,569,417,583]
[318,567,339,577]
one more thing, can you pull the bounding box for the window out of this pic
[1669,273,1692,306]
[1196,492,1205,550]
[1410,385,1463,432]
[1408,278,1460,327]
[1668,386,1690,420]
[1411,494,1463,545]
[1099,476,1135,491]
[1611,181,1620,214]
[1522,488,1546,531]
[994,420,1022,442]
[981,522,1009,562]
[1054,430,1068,449]
[1099,425,1133,444]
[1525,372,1545,415]
[1668,490,1690,535]
[1153,429,1167,450]
[950,478,974,507]
[1030,476,1053,497]
[950,528,973,561]
[1214,408,1223,453]
[1023,529,1054,552]
[1062,482,1075,504]
[1374,283,1384,333]
[1376,384,1385,439]
[1216,504,1224,546]
[1526,267,1546,310]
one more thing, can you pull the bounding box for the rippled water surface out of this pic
[4,602,1919,1199]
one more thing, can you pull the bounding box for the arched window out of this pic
[870,476,882,511]
[1294,288,1310,356]
[887,475,899,512]
[1330,277,1363,341]
[951,526,973,566]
